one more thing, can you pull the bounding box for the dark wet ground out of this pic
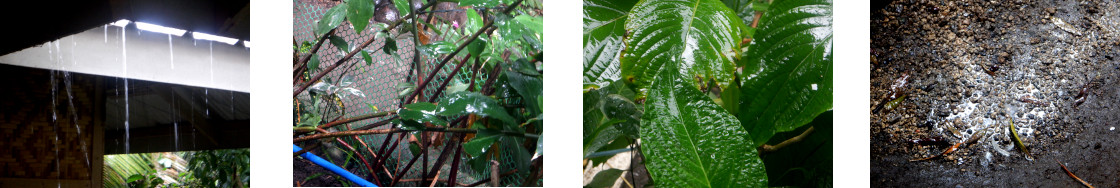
[871,0,1120,187]
[294,157,348,187]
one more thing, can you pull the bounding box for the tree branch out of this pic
[294,1,440,97]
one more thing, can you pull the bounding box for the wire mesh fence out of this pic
[294,0,520,186]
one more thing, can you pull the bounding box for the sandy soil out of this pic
[871,0,1120,187]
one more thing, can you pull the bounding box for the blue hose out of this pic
[294,144,378,187]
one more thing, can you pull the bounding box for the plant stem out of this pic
[320,110,396,130]
[759,126,815,153]
[427,54,472,103]
[401,0,524,104]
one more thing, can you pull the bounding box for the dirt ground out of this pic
[871,0,1120,187]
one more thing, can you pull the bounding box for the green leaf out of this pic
[408,142,422,157]
[397,119,426,131]
[468,38,488,57]
[126,174,145,183]
[446,79,469,94]
[504,69,542,114]
[419,41,455,56]
[361,50,373,66]
[583,80,641,164]
[535,134,544,156]
[738,0,832,145]
[641,66,766,187]
[463,129,500,157]
[392,0,411,19]
[583,0,638,86]
[328,34,349,54]
[750,0,770,12]
[721,0,756,25]
[437,92,516,124]
[587,169,624,188]
[762,111,832,187]
[398,102,448,125]
[383,38,398,54]
[720,75,741,115]
[347,0,374,34]
[307,54,320,72]
[316,2,349,36]
[459,0,510,7]
[621,0,745,92]
[465,8,483,34]
[515,15,543,37]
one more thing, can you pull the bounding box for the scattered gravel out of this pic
[871,0,1120,186]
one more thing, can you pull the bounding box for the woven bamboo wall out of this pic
[0,64,102,187]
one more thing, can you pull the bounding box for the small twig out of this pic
[760,126,815,153]
[911,129,988,161]
[1057,159,1095,188]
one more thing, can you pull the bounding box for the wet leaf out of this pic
[1009,118,1032,159]
[329,34,349,54]
[360,50,373,66]
[535,134,543,156]
[721,0,757,26]
[445,79,469,94]
[396,83,415,98]
[340,88,365,98]
[738,0,832,145]
[392,0,410,19]
[463,129,501,157]
[398,102,447,125]
[621,0,745,92]
[515,15,543,40]
[309,82,335,95]
[465,8,483,35]
[437,92,515,124]
[582,0,637,86]
[396,119,426,131]
[586,169,623,187]
[127,174,145,183]
[504,69,542,114]
[316,2,349,36]
[347,0,374,34]
[307,54,321,72]
[338,75,355,87]
[583,80,641,160]
[468,38,488,57]
[419,41,455,56]
[641,66,767,187]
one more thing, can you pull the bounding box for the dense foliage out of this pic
[293,0,543,186]
[583,0,833,187]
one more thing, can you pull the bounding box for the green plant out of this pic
[184,149,251,188]
[583,0,832,187]
[293,0,543,186]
